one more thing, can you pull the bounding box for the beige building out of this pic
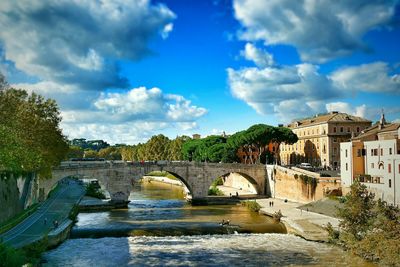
[340,114,400,205]
[279,112,371,169]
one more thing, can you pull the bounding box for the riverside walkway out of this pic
[0,179,85,248]
[257,198,340,242]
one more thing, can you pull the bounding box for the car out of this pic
[299,163,312,169]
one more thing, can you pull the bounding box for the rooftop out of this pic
[287,112,371,128]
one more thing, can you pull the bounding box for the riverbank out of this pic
[256,198,340,242]
[0,179,85,249]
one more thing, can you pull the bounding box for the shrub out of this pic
[211,177,224,187]
[208,186,224,196]
[0,242,26,267]
[241,200,261,212]
[85,183,106,199]
[294,174,298,179]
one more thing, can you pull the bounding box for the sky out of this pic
[0,0,399,144]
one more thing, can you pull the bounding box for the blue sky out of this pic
[0,0,399,144]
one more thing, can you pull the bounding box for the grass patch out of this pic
[0,203,39,235]
[146,171,178,180]
[241,200,261,212]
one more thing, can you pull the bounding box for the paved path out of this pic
[0,179,85,248]
[256,198,340,242]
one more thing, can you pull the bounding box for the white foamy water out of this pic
[43,234,374,266]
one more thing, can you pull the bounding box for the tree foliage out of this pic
[0,74,68,176]
[330,181,400,265]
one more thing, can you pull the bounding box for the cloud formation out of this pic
[330,62,400,94]
[228,40,400,122]
[60,86,207,143]
[241,43,274,67]
[233,0,398,62]
[0,0,175,90]
[227,62,339,116]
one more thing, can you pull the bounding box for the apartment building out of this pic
[279,112,371,169]
[340,114,400,206]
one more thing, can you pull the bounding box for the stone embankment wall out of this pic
[0,174,38,224]
[222,173,258,194]
[269,165,341,203]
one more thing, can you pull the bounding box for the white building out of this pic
[340,114,400,206]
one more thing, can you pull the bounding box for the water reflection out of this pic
[72,180,284,237]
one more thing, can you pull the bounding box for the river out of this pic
[42,180,374,266]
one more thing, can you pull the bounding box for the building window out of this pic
[398,164,400,173]
[371,163,374,169]
[340,127,343,132]
[388,164,391,173]
[345,149,348,157]
[333,127,337,133]
[347,127,350,132]
[374,149,378,156]
[371,149,373,156]
[378,162,384,169]
[357,127,360,132]
[346,163,348,171]
[333,138,337,143]
[389,148,392,155]
[389,179,392,188]
[381,148,383,156]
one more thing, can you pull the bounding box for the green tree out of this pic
[84,149,98,158]
[98,146,122,160]
[330,181,400,265]
[182,138,201,161]
[337,181,376,241]
[0,78,68,176]
[167,136,189,160]
[143,134,170,160]
[66,145,84,159]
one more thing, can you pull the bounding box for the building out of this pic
[279,112,371,169]
[192,134,201,140]
[236,142,279,164]
[340,113,400,205]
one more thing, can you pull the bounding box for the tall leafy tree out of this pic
[0,74,68,176]
[98,146,122,160]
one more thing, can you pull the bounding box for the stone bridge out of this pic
[52,161,270,204]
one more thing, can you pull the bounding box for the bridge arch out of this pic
[143,170,193,196]
[209,171,261,195]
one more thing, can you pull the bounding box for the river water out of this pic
[43,180,374,266]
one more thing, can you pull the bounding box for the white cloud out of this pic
[58,86,207,143]
[0,0,176,90]
[227,62,339,116]
[61,122,169,145]
[326,102,367,118]
[330,62,400,94]
[241,43,274,67]
[161,23,174,39]
[233,0,398,62]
